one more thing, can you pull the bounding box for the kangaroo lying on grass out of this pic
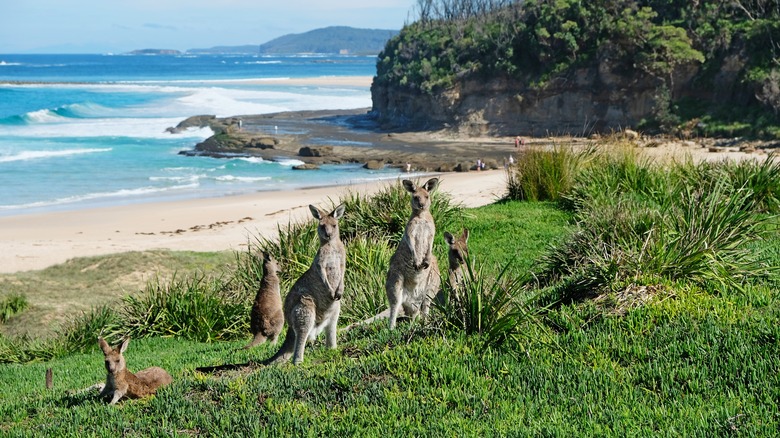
[386,178,441,329]
[262,203,347,365]
[244,251,284,349]
[97,337,172,405]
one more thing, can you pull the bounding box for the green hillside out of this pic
[188,26,398,55]
[258,26,398,55]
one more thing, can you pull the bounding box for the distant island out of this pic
[184,26,398,56]
[128,49,183,55]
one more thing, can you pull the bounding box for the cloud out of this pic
[143,23,178,31]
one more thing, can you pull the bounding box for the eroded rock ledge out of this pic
[168,109,508,173]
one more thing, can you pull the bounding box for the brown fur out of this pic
[385,178,441,329]
[244,252,284,349]
[97,337,172,405]
[262,203,346,365]
[444,228,469,288]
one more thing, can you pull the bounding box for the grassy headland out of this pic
[1,139,778,435]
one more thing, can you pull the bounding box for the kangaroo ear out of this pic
[424,178,439,192]
[402,180,416,193]
[331,203,346,219]
[444,231,455,245]
[98,337,111,355]
[309,204,323,220]
[119,338,130,354]
[462,228,470,242]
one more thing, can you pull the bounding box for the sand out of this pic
[3,75,773,274]
[0,170,508,274]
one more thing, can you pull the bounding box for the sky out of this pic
[0,0,416,54]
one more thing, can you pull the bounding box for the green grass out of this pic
[0,250,235,339]
[1,158,779,435]
[2,272,778,436]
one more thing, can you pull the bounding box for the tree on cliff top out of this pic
[376,0,780,137]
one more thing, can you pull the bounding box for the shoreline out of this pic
[0,170,508,274]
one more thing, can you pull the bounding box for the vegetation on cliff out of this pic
[375,0,780,137]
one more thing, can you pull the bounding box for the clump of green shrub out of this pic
[122,273,249,342]
[434,258,546,351]
[0,293,28,323]
[535,147,778,304]
[506,144,590,202]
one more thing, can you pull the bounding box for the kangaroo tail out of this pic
[342,308,393,332]
[243,332,267,350]
[261,326,295,365]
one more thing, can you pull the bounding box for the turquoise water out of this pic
[0,54,396,216]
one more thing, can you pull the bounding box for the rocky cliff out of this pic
[371,51,751,137]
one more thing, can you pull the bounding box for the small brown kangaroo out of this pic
[435,228,470,305]
[262,203,346,365]
[386,178,441,329]
[97,337,172,405]
[244,251,284,349]
[444,228,469,288]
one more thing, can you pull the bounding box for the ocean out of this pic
[0,53,396,217]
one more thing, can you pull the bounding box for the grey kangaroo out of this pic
[262,203,346,365]
[386,178,441,329]
[97,337,172,405]
[244,251,284,349]
[444,228,469,289]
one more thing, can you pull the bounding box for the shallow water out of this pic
[0,53,397,216]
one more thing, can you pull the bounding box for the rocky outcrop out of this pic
[372,67,661,136]
[298,146,333,157]
[371,46,751,136]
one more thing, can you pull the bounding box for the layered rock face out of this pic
[371,50,749,136]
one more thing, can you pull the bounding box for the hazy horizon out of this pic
[1,1,414,54]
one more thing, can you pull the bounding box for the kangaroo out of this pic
[444,228,469,288]
[244,251,284,349]
[386,178,441,329]
[97,337,172,405]
[262,203,346,365]
[435,228,470,305]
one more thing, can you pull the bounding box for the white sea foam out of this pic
[213,175,272,182]
[148,175,203,183]
[7,116,213,140]
[236,157,265,164]
[276,158,306,166]
[0,183,200,211]
[0,148,112,163]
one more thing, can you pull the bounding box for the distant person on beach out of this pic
[406,163,412,172]
[238,119,243,131]
[476,158,483,171]
[508,155,515,166]
[515,136,520,148]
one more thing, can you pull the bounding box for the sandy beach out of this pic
[2,74,772,275]
[0,170,508,274]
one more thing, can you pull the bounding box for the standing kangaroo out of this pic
[97,337,172,405]
[244,251,284,349]
[386,178,441,329]
[444,228,469,288]
[263,203,346,365]
[435,228,470,306]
